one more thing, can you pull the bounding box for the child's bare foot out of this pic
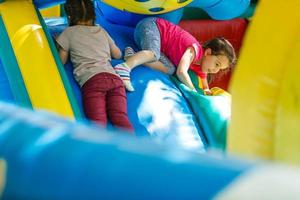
[124,47,135,61]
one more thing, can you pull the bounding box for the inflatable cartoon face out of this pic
[100,0,193,15]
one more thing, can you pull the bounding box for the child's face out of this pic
[201,48,229,74]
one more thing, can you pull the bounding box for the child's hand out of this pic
[53,33,59,40]
[204,88,212,95]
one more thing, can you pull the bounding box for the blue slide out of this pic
[45,12,207,152]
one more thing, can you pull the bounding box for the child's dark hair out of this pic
[203,37,237,83]
[203,37,236,67]
[64,0,95,26]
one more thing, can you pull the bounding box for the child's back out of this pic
[58,25,118,87]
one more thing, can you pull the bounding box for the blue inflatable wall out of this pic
[0,101,252,199]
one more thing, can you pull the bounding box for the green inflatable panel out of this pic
[171,71,231,150]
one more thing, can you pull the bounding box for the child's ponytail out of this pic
[64,0,95,26]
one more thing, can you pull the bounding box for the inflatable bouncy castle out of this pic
[1,0,300,199]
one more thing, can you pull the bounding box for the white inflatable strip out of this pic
[213,165,300,200]
[0,159,6,197]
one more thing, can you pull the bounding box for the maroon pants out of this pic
[82,73,133,132]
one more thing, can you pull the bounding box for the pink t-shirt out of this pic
[156,18,206,79]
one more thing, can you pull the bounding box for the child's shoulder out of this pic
[61,25,77,33]
[94,24,107,32]
[63,25,100,33]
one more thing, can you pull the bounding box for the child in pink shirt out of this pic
[114,17,236,95]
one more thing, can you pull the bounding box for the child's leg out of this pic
[134,17,161,65]
[125,50,156,68]
[124,48,175,75]
[124,46,135,61]
[114,50,155,91]
[115,17,160,91]
[113,62,134,92]
[157,52,176,75]
[106,76,134,133]
[82,74,108,126]
[139,52,175,75]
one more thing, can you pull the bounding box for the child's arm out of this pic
[176,47,196,91]
[104,30,122,59]
[201,78,212,95]
[58,47,68,65]
[55,31,69,65]
[110,43,122,59]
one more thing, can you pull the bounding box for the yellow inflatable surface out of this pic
[0,1,75,119]
[211,87,231,99]
[228,0,300,164]
[40,5,60,17]
[100,0,193,15]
